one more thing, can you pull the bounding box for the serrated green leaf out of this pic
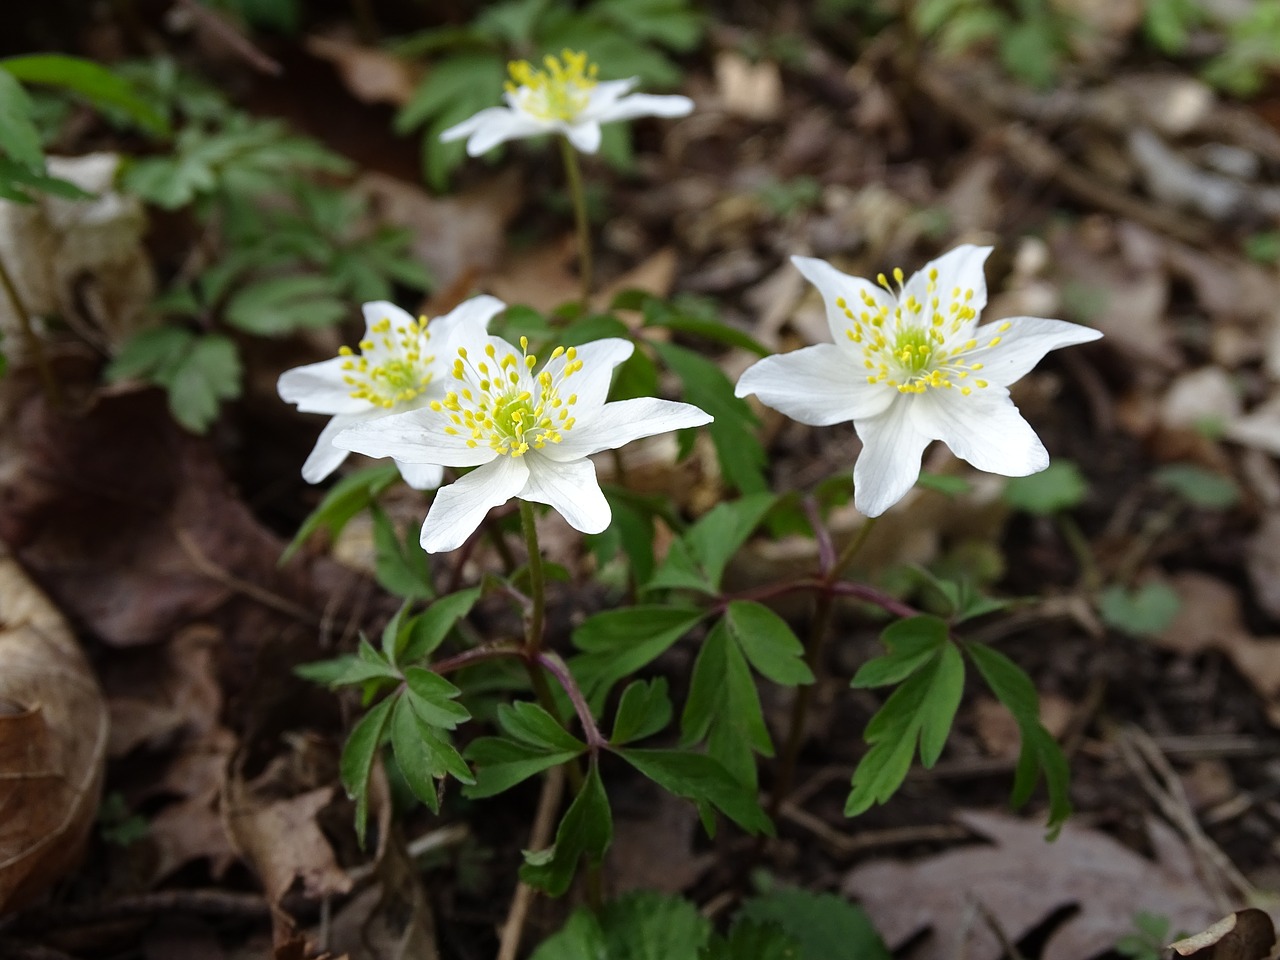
[340,695,395,845]
[571,606,704,705]
[653,341,766,494]
[281,463,399,564]
[851,615,948,688]
[399,587,482,663]
[726,600,813,686]
[372,506,433,600]
[464,736,583,798]
[164,334,242,433]
[498,700,586,753]
[599,890,710,960]
[1098,583,1180,638]
[617,748,773,836]
[1,54,168,135]
[701,922,798,960]
[0,68,43,170]
[735,889,889,960]
[224,274,346,336]
[968,641,1072,834]
[105,326,194,383]
[529,907,607,960]
[1004,460,1088,515]
[390,695,472,812]
[611,677,673,745]
[919,643,964,766]
[294,653,400,688]
[403,668,470,729]
[521,761,612,896]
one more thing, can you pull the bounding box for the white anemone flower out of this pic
[735,245,1103,517]
[334,335,712,553]
[440,49,694,156]
[277,296,505,490]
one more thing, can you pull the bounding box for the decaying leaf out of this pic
[1170,909,1277,960]
[843,810,1220,960]
[0,547,108,912]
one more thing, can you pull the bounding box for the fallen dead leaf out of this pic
[842,810,1220,960]
[0,547,108,913]
[973,693,1074,759]
[714,51,782,122]
[306,33,418,107]
[1170,908,1277,959]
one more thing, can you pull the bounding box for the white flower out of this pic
[277,295,505,490]
[735,245,1103,517]
[334,334,711,552]
[440,50,694,156]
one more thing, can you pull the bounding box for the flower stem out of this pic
[558,135,593,304]
[537,651,606,749]
[0,249,61,408]
[519,500,547,655]
[769,516,879,818]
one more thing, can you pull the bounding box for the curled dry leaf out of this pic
[1170,908,1277,960]
[0,548,108,913]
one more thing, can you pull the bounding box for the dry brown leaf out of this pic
[713,51,782,121]
[306,34,418,107]
[0,548,108,913]
[225,782,352,910]
[1170,909,1277,959]
[842,810,1220,960]
[973,693,1074,758]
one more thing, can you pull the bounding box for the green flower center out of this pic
[340,314,434,409]
[432,338,582,457]
[506,50,599,122]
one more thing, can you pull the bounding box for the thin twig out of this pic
[0,250,61,408]
[173,526,320,626]
[496,764,565,960]
[172,0,283,75]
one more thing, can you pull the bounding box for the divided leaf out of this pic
[521,762,612,896]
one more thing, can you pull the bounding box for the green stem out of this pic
[769,516,879,817]
[0,250,61,408]
[519,500,546,655]
[558,135,593,304]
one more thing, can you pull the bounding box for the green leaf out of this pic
[371,506,433,600]
[845,635,964,816]
[295,653,400,688]
[725,600,813,686]
[617,748,773,836]
[1,54,168,135]
[594,0,706,51]
[521,761,612,896]
[398,587,483,663]
[224,274,346,336]
[403,667,471,729]
[464,735,583,798]
[340,695,395,845]
[105,326,193,383]
[1004,460,1088,515]
[599,891,710,960]
[570,605,704,705]
[0,154,90,202]
[653,341,767,494]
[166,334,241,432]
[701,923,798,960]
[735,889,889,960]
[1153,464,1239,510]
[529,907,607,960]
[1098,583,1180,638]
[967,641,1072,834]
[648,493,776,594]
[498,700,586,753]
[280,463,400,564]
[644,308,769,358]
[389,695,472,813]
[611,677,673,745]
[0,68,44,170]
[851,615,948,688]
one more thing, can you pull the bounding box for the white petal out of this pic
[581,79,639,115]
[912,390,1048,477]
[395,459,444,490]
[852,398,932,517]
[540,397,712,462]
[420,457,529,553]
[429,295,505,345]
[904,245,993,325]
[278,357,368,415]
[964,316,1103,387]
[301,415,355,484]
[444,107,548,154]
[335,407,496,467]
[592,92,695,123]
[791,256,897,345]
[361,300,417,336]
[564,120,603,153]
[522,455,611,534]
[545,338,633,410]
[735,344,895,425]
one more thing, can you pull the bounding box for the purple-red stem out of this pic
[536,651,606,750]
